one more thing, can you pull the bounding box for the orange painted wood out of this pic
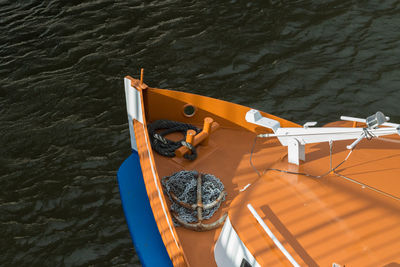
[185,130,196,144]
[126,76,400,267]
[133,121,187,267]
[175,121,220,158]
[127,77,188,266]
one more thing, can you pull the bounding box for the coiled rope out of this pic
[148,120,201,161]
[162,170,226,225]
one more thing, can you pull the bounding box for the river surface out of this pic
[1,0,399,266]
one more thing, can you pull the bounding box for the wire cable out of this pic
[250,136,353,179]
[250,134,400,202]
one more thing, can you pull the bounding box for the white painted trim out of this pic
[123,77,180,251]
[124,78,143,151]
[140,122,181,250]
[239,183,251,192]
[214,216,261,267]
[247,204,300,267]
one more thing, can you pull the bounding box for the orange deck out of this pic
[229,127,400,266]
[127,76,400,266]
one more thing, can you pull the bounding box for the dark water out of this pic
[1,0,399,266]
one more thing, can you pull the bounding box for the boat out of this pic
[117,71,400,267]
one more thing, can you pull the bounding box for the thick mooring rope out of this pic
[162,170,226,224]
[147,120,201,160]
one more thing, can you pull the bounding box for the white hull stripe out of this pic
[140,121,180,249]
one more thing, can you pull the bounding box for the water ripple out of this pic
[1,0,400,266]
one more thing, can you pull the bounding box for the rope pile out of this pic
[162,170,226,224]
[148,120,201,160]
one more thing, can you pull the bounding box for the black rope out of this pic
[148,120,201,160]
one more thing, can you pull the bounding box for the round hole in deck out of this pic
[183,104,196,117]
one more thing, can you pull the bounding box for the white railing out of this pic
[247,204,300,267]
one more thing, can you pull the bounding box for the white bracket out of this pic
[288,139,305,165]
[303,121,317,128]
[245,109,280,132]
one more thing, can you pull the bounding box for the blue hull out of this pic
[117,151,173,267]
